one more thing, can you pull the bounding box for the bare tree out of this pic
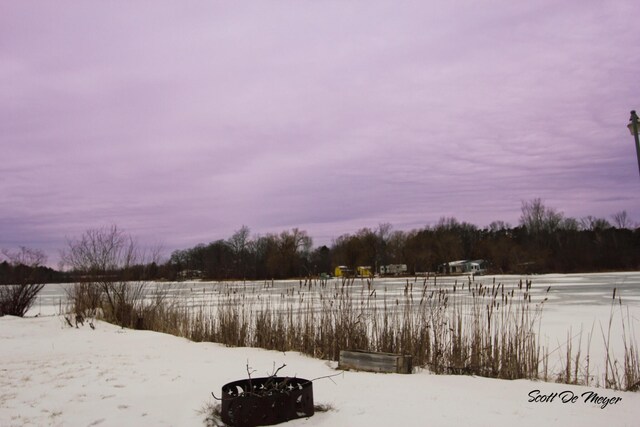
[519,198,564,233]
[61,225,138,273]
[228,226,251,254]
[0,247,47,317]
[488,220,511,233]
[61,225,146,327]
[611,210,634,229]
[580,216,611,231]
[561,217,580,231]
[228,225,251,278]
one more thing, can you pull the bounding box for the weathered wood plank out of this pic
[339,350,412,374]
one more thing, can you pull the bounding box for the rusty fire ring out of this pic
[221,376,314,426]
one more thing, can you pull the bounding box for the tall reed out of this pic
[70,276,638,389]
[116,277,549,381]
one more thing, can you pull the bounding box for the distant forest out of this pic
[164,201,639,280]
[2,199,639,283]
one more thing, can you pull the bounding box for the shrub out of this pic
[0,247,47,317]
[61,226,153,328]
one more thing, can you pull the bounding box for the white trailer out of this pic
[379,264,408,276]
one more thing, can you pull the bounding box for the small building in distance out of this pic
[379,264,408,276]
[438,260,486,276]
[177,269,204,281]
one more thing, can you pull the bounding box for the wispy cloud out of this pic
[1,1,639,263]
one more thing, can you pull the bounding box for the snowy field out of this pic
[2,272,640,426]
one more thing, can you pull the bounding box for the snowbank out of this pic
[1,315,639,426]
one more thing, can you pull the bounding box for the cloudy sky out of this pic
[2,1,639,265]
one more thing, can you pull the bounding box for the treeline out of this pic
[161,200,640,280]
[167,227,313,280]
[3,200,639,283]
[0,261,70,285]
[0,247,71,286]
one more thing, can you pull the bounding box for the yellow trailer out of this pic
[356,266,373,278]
[334,266,352,277]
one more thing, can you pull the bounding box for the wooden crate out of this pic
[339,350,412,374]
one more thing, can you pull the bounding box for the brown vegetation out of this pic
[65,273,640,390]
[0,247,48,317]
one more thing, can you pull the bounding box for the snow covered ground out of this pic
[2,272,640,426]
[1,315,639,427]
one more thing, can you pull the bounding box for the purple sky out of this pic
[2,1,640,266]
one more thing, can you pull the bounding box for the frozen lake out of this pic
[32,271,640,314]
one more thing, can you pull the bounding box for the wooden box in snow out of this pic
[339,350,412,374]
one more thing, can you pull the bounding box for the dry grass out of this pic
[553,289,640,391]
[66,276,639,390]
[97,277,548,381]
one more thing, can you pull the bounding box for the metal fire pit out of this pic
[221,376,314,427]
